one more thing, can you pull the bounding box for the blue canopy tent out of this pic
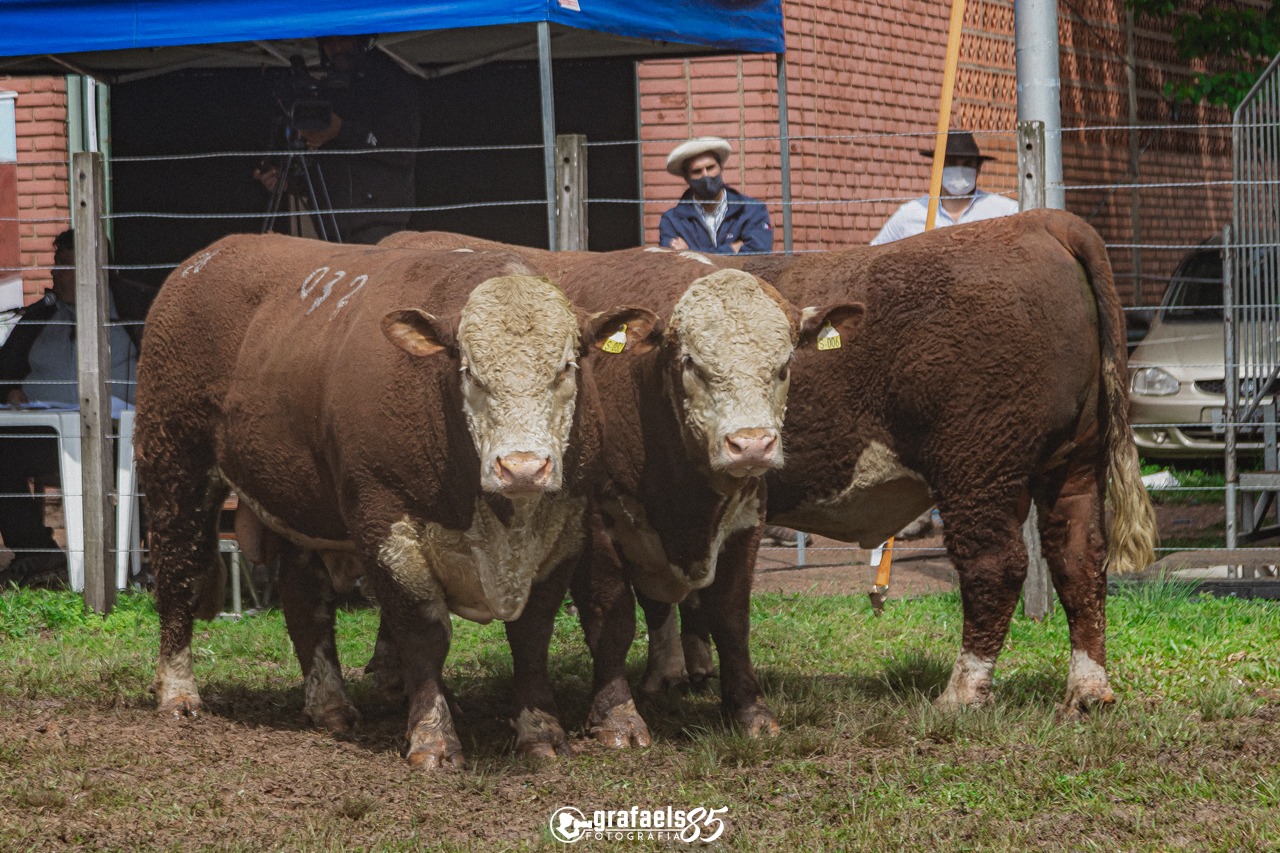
[0,1,784,60]
[0,0,790,250]
[0,0,791,609]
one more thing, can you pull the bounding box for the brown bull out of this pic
[677,208,1156,715]
[381,232,861,744]
[135,234,655,767]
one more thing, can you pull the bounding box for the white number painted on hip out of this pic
[301,268,370,317]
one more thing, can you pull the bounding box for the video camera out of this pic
[272,55,337,133]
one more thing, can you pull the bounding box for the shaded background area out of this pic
[111,58,640,288]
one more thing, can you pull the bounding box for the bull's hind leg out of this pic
[678,595,717,687]
[700,525,779,737]
[936,489,1031,710]
[505,557,575,759]
[1036,461,1113,717]
[142,435,227,719]
[278,545,361,734]
[637,592,688,695]
[639,594,716,694]
[571,522,651,749]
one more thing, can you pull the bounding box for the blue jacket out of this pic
[658,187,773,254]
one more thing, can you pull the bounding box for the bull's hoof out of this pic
[371,667,406,700]
[512,707,572,759]
[404,693,465,769]
[682,635,716,687]
[1058,683,1115,721]
[685,668,716,693]
[404,737,466,770]
[304,701,363,736]
[935,680,994,711]
[590,700,652,749]
[733,702,781,738]
[640,666,689,696]
[157,695,201,719]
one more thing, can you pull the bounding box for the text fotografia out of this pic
[550,805,728,843]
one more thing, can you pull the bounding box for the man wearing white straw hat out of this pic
[871,130,1018,246]
[658,136,773,255]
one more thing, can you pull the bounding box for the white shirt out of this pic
[23,296,138,408]
[698,194,728,244]
[870,190,1020,245]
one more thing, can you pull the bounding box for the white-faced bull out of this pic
[135,234,656,768]
[665,208,1157,717]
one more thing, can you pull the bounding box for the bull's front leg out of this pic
[699,524,779,737]
[368,530,463,769]
[278,544,361,734]
[504,557,576,759]
[385,594,463,769]
[571,522,651,750]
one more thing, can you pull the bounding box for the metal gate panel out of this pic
[1227,52,1280,546]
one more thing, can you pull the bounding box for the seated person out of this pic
[659,136,773,254]
[0,229,146,586]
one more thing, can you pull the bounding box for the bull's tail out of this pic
[1044,210,1158,575]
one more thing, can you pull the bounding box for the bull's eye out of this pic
[777,359,791,382]
[681,354,708,383]
[461,365,488,391]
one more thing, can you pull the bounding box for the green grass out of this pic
[1,582,1278,851]
[1140,459,1230,505]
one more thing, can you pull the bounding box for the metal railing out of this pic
[1227,53,1280,548]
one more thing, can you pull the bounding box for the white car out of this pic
[1127,242,1262,460]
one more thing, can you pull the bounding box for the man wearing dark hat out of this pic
[871,130,1018,245]
[659,136,773,254]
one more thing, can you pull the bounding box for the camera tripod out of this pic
[261,133,343,243]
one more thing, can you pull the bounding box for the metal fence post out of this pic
[72,151,115,616]
[1224,224,1238,550]
[556,134,588,252]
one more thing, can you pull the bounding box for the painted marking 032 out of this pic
[300,267,369,317]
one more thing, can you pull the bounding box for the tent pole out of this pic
[537,22,558,251]
[776,53,792,254]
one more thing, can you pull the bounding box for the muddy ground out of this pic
[1,501,1274,850]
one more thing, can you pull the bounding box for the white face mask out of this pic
[941,165,977,197]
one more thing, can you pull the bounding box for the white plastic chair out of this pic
[0,408,85,590]
[114,408,139,589]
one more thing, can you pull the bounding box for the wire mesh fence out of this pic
[0,119,1273,591]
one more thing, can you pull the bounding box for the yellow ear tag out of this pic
[602,323,628,354]
[816,323,841,351]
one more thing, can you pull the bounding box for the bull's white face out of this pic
[456,275,581,496]
[669,269,794,478]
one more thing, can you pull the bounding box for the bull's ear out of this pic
[382,309,456,357]
[582,306,664,356]
[797,303,865,351]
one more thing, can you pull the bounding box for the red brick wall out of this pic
[0,76,69,301]
[638,0,1238,305]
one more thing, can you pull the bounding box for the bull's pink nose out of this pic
[494,452,554,490]
[723,429,779,465]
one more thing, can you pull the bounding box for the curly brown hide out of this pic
[134,234,633,766]
[737,208,1158,713]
